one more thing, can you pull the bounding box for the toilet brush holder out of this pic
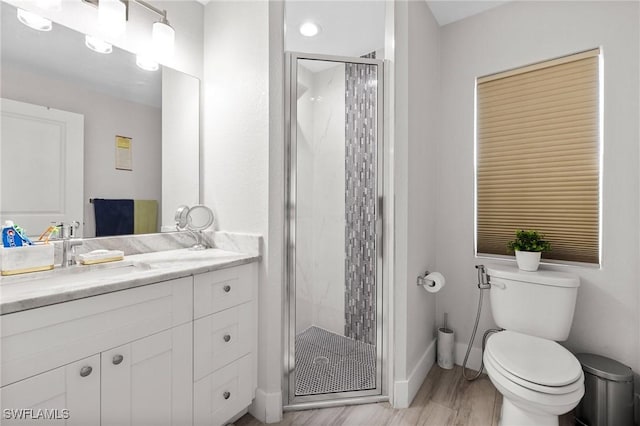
[437,327,455,369]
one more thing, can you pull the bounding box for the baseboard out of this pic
[249,388,283,423]
[393,338,436,408]
[454,341,483,373]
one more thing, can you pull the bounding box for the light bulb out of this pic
[17,8,52,31]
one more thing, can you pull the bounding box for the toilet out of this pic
[484,266,584,426]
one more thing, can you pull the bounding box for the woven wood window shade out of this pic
[476,49,600,264]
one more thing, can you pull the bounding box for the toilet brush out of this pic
[438,312,454,369]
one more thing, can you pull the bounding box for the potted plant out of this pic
[507,230,551,271]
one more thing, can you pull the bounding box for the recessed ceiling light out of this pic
[17,8,52,31]
[85,35,113,54]
[299,22,320,37]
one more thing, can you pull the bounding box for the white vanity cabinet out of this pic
[0,276,193,426]
[193,263,258,426]
[0,261,258,426]
[1,355,101,426]
[100,323,193,426]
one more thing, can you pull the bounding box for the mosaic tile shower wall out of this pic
[344,55,378,345]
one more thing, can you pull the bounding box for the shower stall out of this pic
[284,52,385,406]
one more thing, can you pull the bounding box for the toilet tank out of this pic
[486,266,580,341]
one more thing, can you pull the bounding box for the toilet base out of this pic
[500,398,558,426]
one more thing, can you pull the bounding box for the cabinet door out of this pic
[0,354,100,426]
[101,323,193,426]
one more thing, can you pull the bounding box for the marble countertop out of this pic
[0,248,260,315]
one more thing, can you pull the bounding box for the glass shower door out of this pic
[286,53,384,404]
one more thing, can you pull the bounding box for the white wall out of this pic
[4,0,204,79]
[435,1,640,382]
[202,1,282,422]
[392,0,440,407]
[295,62,346,336]
[2,64,162,237]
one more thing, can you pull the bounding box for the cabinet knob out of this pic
[223,334,231,343]
[223,285,231,293]
[80,366,93,377]
[223,391,231,400]
[112,354,124,365]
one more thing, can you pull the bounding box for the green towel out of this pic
[134,200,158,234]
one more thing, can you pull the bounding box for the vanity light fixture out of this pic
[299,21,320,37]
[85,35,113,54]
[152,18,175,60]
[136,53,159,71]
[17,8,52,31]
[98,0,127,37]
[136,0,175,62]
[35,0,62,11]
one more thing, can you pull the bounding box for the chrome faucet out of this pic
[53,221,83,267]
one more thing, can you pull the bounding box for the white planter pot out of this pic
[515,250,541,271]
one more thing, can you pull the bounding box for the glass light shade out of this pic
[136,54,159,72]
[17,8,52,31]
[99,0,126,37]
[35,0,62,10]
[152,21,175,61]
[85,35,112,54]
[299,22,320,37]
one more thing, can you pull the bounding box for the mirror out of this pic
[174,204,214,250]
[186,205,214,231]
[0,1,200,239]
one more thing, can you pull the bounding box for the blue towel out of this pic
[93,199,134,237]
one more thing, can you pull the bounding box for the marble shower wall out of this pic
[295,61,346,336]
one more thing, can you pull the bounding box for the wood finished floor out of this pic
[234,365,574,425]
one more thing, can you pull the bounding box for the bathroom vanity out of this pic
[0,247,259,426]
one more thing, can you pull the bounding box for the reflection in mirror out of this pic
[0,1,200,239]
[173,204,214,250]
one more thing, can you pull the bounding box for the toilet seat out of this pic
[484,331,582,389]
[484,353,585,416]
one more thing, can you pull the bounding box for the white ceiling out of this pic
[285,1,386,58]
[1,2,161,108]
[284,1,510,71]
[426,1,510,26]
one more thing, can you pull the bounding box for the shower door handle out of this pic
[377,196,383,259]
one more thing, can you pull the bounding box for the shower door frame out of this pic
[284,52,386,407]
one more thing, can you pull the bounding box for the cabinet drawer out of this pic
[194,302,253,381]
[193,354,253,426]
[193,264,255,319]
[1,277,193,387]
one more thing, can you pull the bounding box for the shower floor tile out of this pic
[295,326,376,396]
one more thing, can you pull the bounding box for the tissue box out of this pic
[0,244,54,276]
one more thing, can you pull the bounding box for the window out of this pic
[476,48,601,264]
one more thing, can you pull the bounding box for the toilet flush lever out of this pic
[475,265,491,289]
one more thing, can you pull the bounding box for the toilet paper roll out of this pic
[423,271,446,293]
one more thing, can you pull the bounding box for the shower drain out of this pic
[313,356,329,365]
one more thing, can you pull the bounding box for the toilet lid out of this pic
[486,331,582,387]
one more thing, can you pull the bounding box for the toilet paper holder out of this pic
[417,270,435,287]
